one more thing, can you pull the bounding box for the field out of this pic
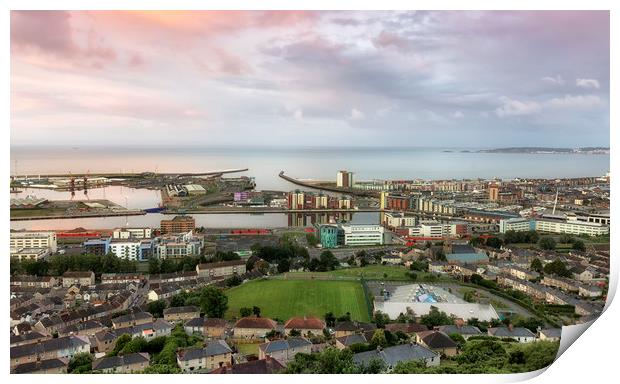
[225,279,370,322]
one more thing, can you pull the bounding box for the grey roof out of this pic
[114,319,172,337]
[10,335,89,359]
[488,327,536,338]
[10,331,48,345]
[12,358,68,374]
[205,340,233,356]
[178,340,232,362]
[353,343,438,367]
[112,311,153,324]
[93,353,150,370]
[164,305,199,315]
[418,331,458,349]
[539,328,562,339]
[260,337,312,353]
[437,325,482,336]
[336,334,367,347]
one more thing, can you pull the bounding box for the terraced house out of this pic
[10,335,90,369]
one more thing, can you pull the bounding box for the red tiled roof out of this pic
[284,316,325,330]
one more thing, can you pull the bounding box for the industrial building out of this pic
[10,231,58,253]
[499,217,609,236]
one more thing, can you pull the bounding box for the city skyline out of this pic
[11,10,610,147]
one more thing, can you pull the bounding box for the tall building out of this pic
[488,182,500,201]
[160,216,195,234]
[317,225,342,248]
[341,224,385,246]
[336,170,354,188]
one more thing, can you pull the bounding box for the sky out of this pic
[10,10,610,147]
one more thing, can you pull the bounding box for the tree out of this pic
[306,233,319,247]
[530,258,543,274]
[361,358,386,374]
[538,236,556,250]
[277,259,291,273]
[572,239,586,252]
[252,306,261,317]
[108,334,132,357]
[284,348,360,374]
[170,294,186,308]
[119,336,148,355]
[485,237,503,249]
[68,352,93,373]
[147,300,167,318]
[420,306,453,328]
[200,286,228,318]
[289,329,302,337]
[240,307,253,317]
[449,333,466,347]
[435,249,446,261]
[324,312,336,327]
[225,274,243,287]
[456,339,508,369]
[370,329,388,348]
[373,311,390,328]
[543,259,571,278]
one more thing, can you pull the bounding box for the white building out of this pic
[341,224,384,246]
[384,212,417,228]
[408,221,451,238]
[499,218,535,233]
[10,247,50,261]
[535,219,609,236]
[10,231,57,253]
[109,240,142,261]
[113,227,152,239]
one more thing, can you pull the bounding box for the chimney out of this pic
[454,318,465,328]
[376,345,383,352]
[508,324,513,331]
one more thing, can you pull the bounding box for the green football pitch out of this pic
[225,279,371,322]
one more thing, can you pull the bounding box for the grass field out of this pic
[225,279,370,322]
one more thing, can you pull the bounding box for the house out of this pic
[353,343,440,371]
[184,317,227,339]
[446,252,489,265]
[34,314,66,335]
[381,254,402,265]
[111,312,153,329]
[428,261,448,273]
[384,323,428,335]
[196,260,247,278]
[233,317,278,339]
[579,284,603,298]
[538,328,561,342]
[101,273,146,284]
[436,323,482,340]
[92,352,150,373]
[415,330,458,356]
[115,319,173,340]
[10,275,58,288]
[10,335,90,368]
[10,331,51,347]
[335,334,368,350]
[258,337,313,364]
[58,319,106,337]
[210,355,285,374]
[571,265,595,282]
[177,340,233,372]
[61,271,95,287]
[334,321,377,338]
[284,316,326,336]
[12,358,69,374]
[488,326,536,342]
[94,330,119,354]
[163,306,200,323]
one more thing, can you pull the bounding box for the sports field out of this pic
[225,279,370,322]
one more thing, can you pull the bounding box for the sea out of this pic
[10,145,610,231]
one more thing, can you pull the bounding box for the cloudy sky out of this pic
[11,10,609,147]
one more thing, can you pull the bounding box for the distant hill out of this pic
[478,147,609,154]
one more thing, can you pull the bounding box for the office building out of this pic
[161,216,195,234]
[10,231,57,253]
[341,224,385,246]
[113,228,152,240]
